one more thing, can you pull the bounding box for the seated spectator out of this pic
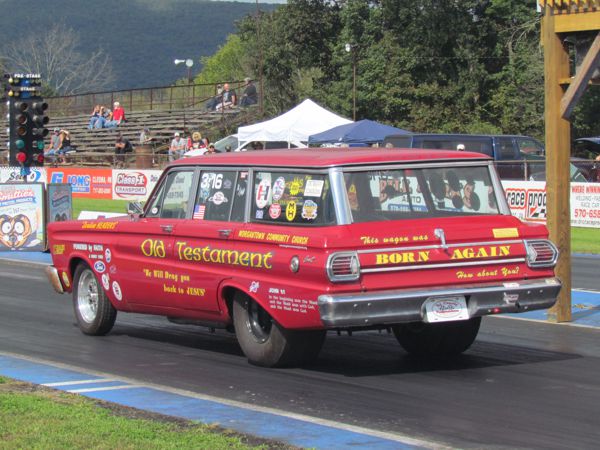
[87,105,101,129]
[189,132,206,150]
[114,133,133,167]
[94,106,111,129]
[45,128,62,164]
[240,78,258,107]
[169,132,188,161]
[205,143,217,154]
[205,84,223,111]
[104,101,126,128]
[57,130,73,164]
[215,83,236,111]
[139,127,153,145]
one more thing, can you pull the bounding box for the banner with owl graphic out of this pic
[0,183,45,252]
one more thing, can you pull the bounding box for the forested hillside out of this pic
[0,0,276,90]
[201,0,598,139]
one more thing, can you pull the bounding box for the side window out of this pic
[230,171,249,222]
[496,138,517,160]
[517,138,544,156]
[194,170,237,221]
[251,171,334,225]
[146,170,194,219]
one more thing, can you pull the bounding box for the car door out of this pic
[114,168,197,308]
[170,169,248,312]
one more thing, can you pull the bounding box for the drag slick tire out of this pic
[392,317,481,357]
[73,263,117,336]
[233,292,325,367]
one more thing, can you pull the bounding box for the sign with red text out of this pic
[112,170,161,201]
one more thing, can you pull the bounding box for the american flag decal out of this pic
[193,204,206,220]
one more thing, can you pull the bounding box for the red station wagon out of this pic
[46,148,561,367]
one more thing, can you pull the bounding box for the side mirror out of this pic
[127,201,144,215]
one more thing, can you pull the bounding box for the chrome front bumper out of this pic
[318,277,561,328]
[45,265,65,294]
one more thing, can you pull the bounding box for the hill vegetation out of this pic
[0,0,276,90]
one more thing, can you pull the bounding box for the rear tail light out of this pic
[524,239,559,268]
[327,252,361,282]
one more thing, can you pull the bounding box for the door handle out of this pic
[161,224,173,233]
[218,229,231,237]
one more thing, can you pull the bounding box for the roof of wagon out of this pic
[171,147,491,169]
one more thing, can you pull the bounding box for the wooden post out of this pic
[542,9,572,323]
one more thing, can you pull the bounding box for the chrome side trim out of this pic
[357,239,522,254]
[45,265,65,294]
[360,257,525,274]
[318,277,561,328]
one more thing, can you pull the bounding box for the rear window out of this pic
[251,171,335,225]
[344,166,500,222]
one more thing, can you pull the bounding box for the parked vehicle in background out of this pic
[383,133,545,180]
[46,148,560,367]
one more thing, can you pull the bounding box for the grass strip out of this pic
[0,378,289,450]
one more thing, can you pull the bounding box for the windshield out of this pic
[343,165,500,222]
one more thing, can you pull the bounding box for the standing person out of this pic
[114,133,133,168]
[215,83,236,111]
[169,132,187,161]
[240,78,257,107]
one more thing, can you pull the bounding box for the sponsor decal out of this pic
[301,200,318,220]
[210,191,228,205]
[94,261,106,273]
[236,230,308,245]
[289,181,301,196]
[255,209,264,219]
[112,281,123,301]
[286,201,297,221]
[493,228,519,238]
[272,177,286,201]
[53,244,65,255]
[304,179,324,197]
[73,243,88,251]
[61,272,70,288]
[105,248,112,263]
[81,221,118,230]
[249,281,260,293]
[269,203,281,219]
[255,179,271,209]
[101,273,110,290]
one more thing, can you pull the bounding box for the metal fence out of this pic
[43,80,247,117]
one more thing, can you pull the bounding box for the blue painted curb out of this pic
[0,354,426,450]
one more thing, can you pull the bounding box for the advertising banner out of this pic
[502,180,600,228]
[0,167,47,184]
[46,168,113,199]
[112,169,161,201]
[47,183,73,223]
[0,183,45,252]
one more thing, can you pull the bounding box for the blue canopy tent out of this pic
[307,119,410,145]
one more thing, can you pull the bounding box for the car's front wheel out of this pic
[73,263,117,335]
[392,317,481,357]
[232,292,325,367]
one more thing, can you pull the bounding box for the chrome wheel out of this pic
[77,268,99,323]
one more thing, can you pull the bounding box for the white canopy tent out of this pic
[237,99,352,148]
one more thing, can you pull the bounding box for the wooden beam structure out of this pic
[539,0,599,322]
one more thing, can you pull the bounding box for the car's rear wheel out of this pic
[232,292,325,367]
[392,317,481,357]
[73,263,116,336]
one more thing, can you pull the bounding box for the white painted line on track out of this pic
[0,350,448,449]
[68,385,140,394]
[44,378,117,387]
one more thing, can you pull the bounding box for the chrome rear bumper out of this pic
[318,277,561,328]
[45,265,65,294]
